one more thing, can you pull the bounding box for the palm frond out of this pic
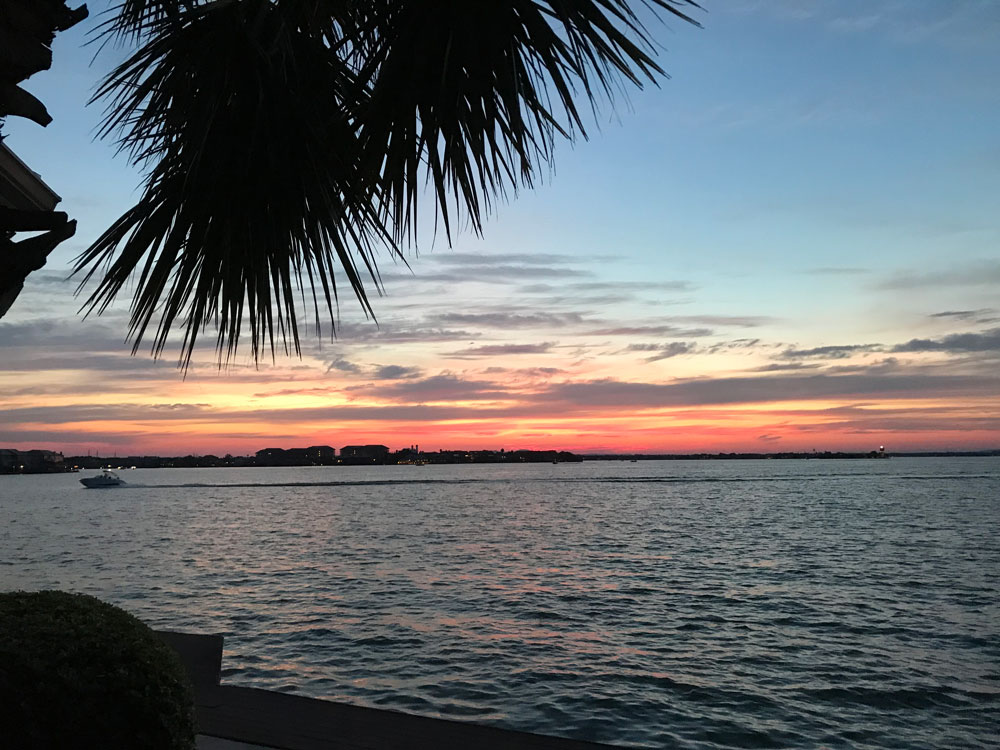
[78,0,701,368]
[354,0,701,243]
[99,0,198,41]
[76,0,396,369]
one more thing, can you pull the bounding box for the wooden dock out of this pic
[158,631,619,750]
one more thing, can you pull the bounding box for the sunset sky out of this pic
[2,0,999,456]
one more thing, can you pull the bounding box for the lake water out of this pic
[1,458,998,748]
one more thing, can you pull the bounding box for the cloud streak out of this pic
[627,342,698,361]
[448,343,554,358]
[892,328,1000,354]
[430,312,588,329]
[781,343,883,359]
[541,373,1000,408]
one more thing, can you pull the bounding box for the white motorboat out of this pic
[80,469,126,488]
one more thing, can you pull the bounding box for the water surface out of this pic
[2,458,997,748]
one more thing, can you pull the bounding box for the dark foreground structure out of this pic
[159,631,616,750]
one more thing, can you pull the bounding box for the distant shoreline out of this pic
[3,448,998,474]
[582,450,1000,460]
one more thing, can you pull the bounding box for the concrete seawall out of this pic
[158,631,620,750]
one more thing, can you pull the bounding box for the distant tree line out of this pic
[54,447,584,470]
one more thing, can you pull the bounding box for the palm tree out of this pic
[14,0,702,367]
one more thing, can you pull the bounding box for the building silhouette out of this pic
[339,445,389,465]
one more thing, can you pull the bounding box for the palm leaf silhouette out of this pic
[77,0,701,367]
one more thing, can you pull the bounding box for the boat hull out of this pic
[80,477,125,488]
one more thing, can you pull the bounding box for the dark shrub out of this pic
[0,590,195,749]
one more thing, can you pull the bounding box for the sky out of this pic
[2,0,999,456]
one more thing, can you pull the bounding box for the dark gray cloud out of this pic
[542,293,635,307]
[331,321,477,344]
[253,387,339,398]
[0,402,211,425]
[365,374,510,402]
[570,281,694,293]
[7,368,997,435]
[705,338,764,354]
[517,280,695,306]
[372,364,422,380]
[1,315,311,378]
[0,402,517,426]
[430,312,587,328]
[670,315,773,327]
[930,309,988,319]
[326,356,361,373]
[482,366,563,376]
[781,343,883,359]
[13,270,76,287]
[929,309,999,324]
[0,428,113,444]
[751,362,821,372]
[826,357,902,375]
[790,402,1000,435]
[519,284,556,294]
[261,363,424,391]
[256,404,519,422]
[448,342,553,358]
[380,265,590,286]
[627,342,697,361]
[540,373,999,408]
[587,325,714,337]
[4,269,86,312]
[0,319,122,348]
[892,328,1000,353]
[424,252,575,267]
[4,382,167,397]
[583,315,767,339]
[0,352,177,375]
[150,403,211,411]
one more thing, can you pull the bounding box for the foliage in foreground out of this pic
[0,590,195,750]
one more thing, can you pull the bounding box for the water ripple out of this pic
[2,457,998,749]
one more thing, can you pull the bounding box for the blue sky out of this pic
[2,0,998,454]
